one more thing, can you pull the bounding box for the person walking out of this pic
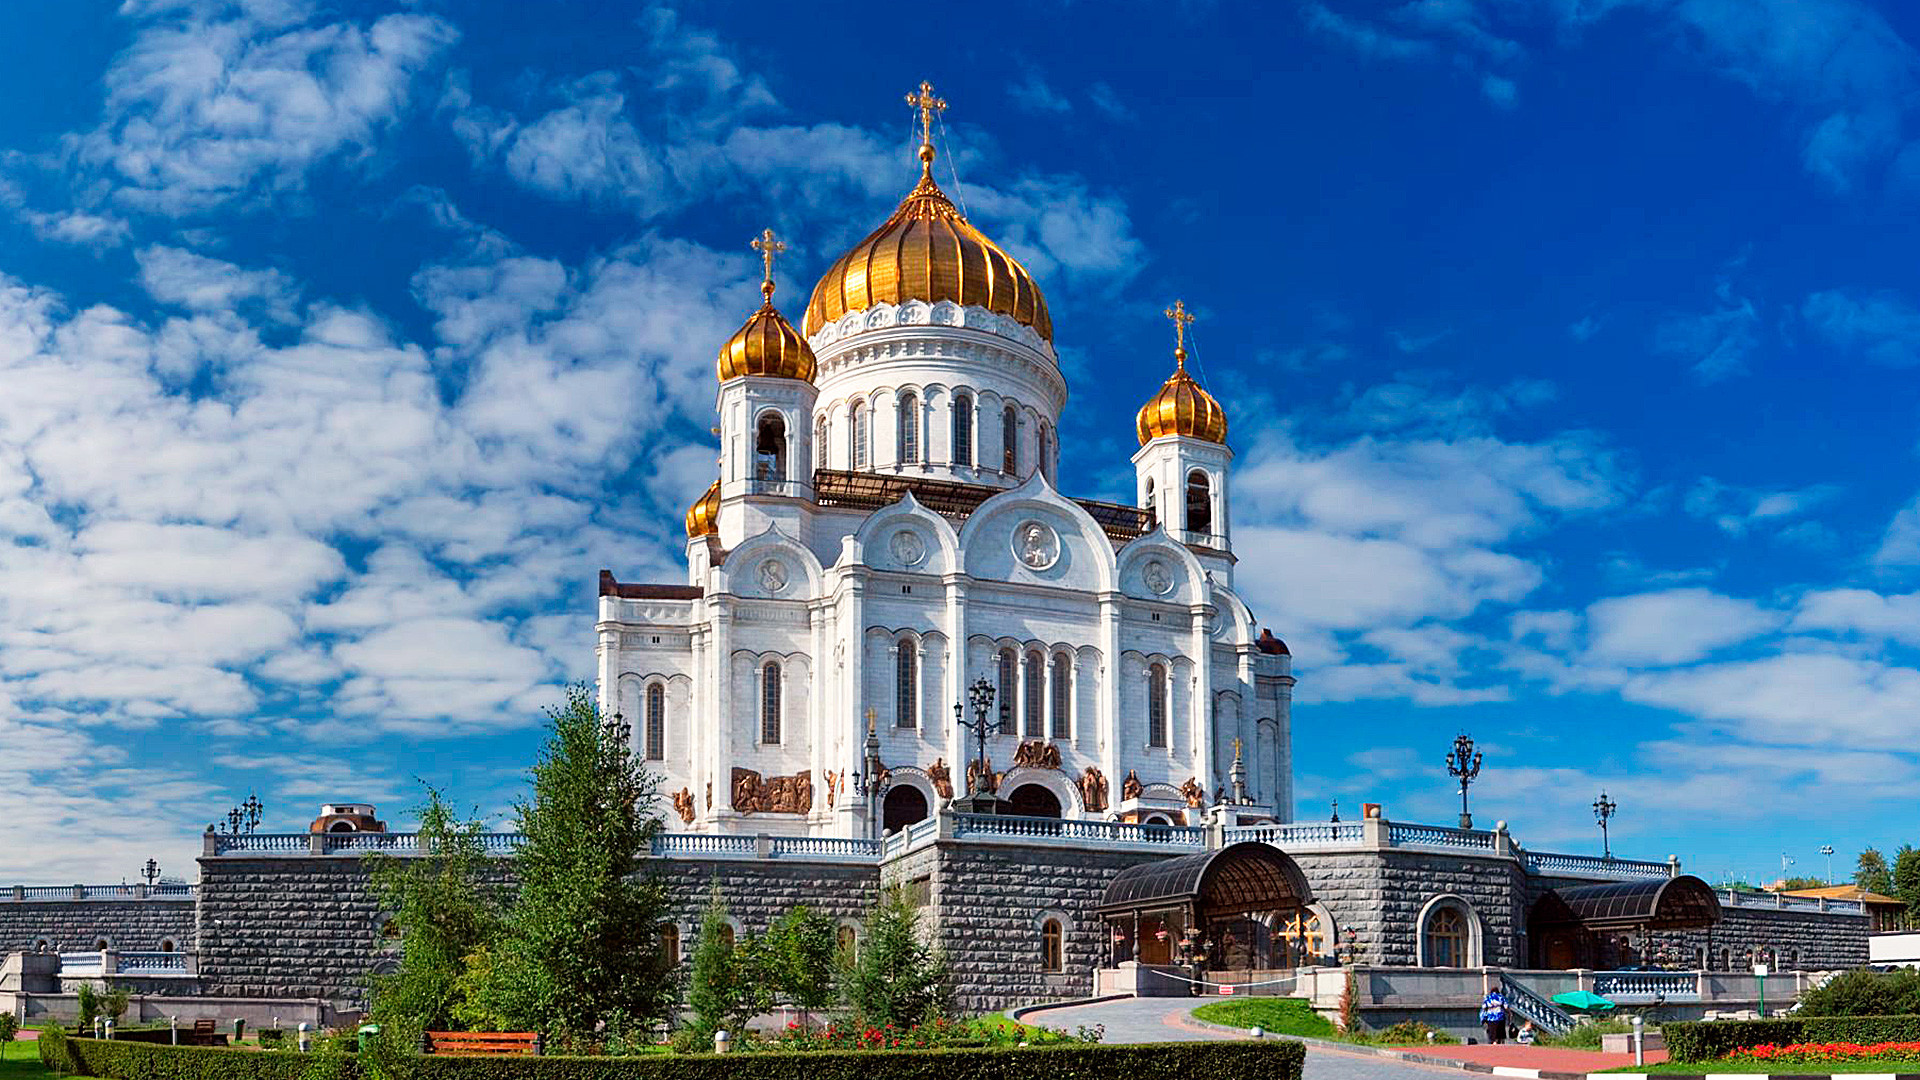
[1479,987,1509,1044]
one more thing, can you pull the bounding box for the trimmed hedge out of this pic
[1662,1015,1920,1061]
[40,1032,1306,1080]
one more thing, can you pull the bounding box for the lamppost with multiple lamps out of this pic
[1820,843,1835,884]
[851,708,890,839]
[953,676,1003,814]
[1594,790,1618,859]
[1445,733,1483,829]
[141,859,160,886]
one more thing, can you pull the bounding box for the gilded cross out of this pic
[864,706,878,734]
[906,80,947,146]
[1165,299,1195,360]
[1233,736,1242,760]
[751,228,786,297]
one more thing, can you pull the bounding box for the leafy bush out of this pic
[1375,1020,1458,1045]
[1798,969,1920,1016]
[1663,1016,1920,1061]
[75,984,100,1032]
[1542,1018,1632,1049]
[36,1033,1305,1080]
[0,1011,17,1059]
[841,887,947,1028]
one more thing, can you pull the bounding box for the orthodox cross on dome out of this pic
[751,227,786,302]
[1165,299,1195,366]
[906,79,948,177]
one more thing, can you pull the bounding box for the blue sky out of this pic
[2,0,1918,886]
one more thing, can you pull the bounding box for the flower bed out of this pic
[1726,1039,1920,1067]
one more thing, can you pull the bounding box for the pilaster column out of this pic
[1097,591,1122,813]
[1191,601,1214,802]
[945,574,967,805]
[710,600,734,825]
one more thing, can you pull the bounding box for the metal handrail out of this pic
[1499,974,1577,1037]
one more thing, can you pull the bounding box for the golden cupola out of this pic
[718,229,817,383]
[803,82,1053,342]
[684,479,720,539]
[1136,300,1228,446]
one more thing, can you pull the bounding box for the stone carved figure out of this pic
[730,767,814,814]
[1143,560,1173,595]
[824,769,843,808]
[705,781,712,809]
[1122,769,1144,802]
[1181,777,1206,808]
[1012,739,1061,771]
[1080,766,1109,813]
[890,529,926,567]
[927,758,953,800]
[966,756,1002,795]
[670,788,695,825]
[758,558,789,594]
[1017,521,1058,569]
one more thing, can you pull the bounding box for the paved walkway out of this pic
[1399,1042,1664,1073]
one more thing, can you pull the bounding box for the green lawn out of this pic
[1191,998,1340,1039]
[0,1054,59,1080]
[1602,1059,1920,1074]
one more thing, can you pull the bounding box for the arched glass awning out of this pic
[1099,841,1313,920]
[1531,874,1721,933]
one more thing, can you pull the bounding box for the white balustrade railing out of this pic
[210,832,309,855]
[767,837,882,860]
[322,832,419,854]
[1720,890,1864,915]
[652,834,755,857]
[1387,823,1497,851]
[950,813,1206,847]
[1226,822,1366,848]
[1592,970,1700,1000]
[6,884,199,902]
[115,951,190,975]
[1525,850,1673,878]
[57,952,102,973]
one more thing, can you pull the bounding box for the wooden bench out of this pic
[423,1032,542,1056]
[182,1019,228,1047]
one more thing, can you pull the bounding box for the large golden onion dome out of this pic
[1136,300,1228,446]
[718,229,817,383]
[804,85,1052,342]
[684,479,720,539]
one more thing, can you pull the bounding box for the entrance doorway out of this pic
[883,786,929,833]
[1006,784,1062,818]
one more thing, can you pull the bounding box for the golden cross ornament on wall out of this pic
[1165,299,1195,361]
[751,227,786,299]
[906,80,947,146]
[865,706,878,734]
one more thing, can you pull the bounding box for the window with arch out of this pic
[93,937,111,951]
[837,924,857,961]
[1279,911,1324,967]
[898,392,920,464]
[1002,404,1019,473]
[895,639,917,729]
[852,401,870,469]
[659,922,679,968]
[1143,477,1156,522]
[755,412,787,483]
[761,661,782,744]
[159,937,178,953]
[952,393,974,467]
[997,648,1017,732]
[717,923,735,951]
[1041,918,1063,972]
[1051,653,1072,740]
[1037,423,1051,482]
[644,683,665,761]
[1024,651,1045,737]
[1186,470,1213,537]
[1147,663,1169,747]
[815,414,827,468]
[1422,903,1470,968]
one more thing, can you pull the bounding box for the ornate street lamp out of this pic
[1444,733,1483,829]
[141,859,160,886]
[241,794,263,834]
[953,676,1002,814]
[226,806,244,835]
[1819,844,1835,884]
[602,711,632,752]
[1594,790,1617,859]
[851,708,890,839]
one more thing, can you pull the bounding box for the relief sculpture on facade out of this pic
[927,758,953,800]
[824,769,843,807]
[731,767,814,814]
[966,756,1001,795]
[1079,765,1108,813]
[670,787,696,825]
[1181,777,1206,808]
[1011,739,1061,771]
[1121,769,1143,802]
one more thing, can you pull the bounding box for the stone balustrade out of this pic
[55,949,197,977]
[3,884,197,902]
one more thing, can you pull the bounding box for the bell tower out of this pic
[1132,300,1232,557]
[714,228,819,545]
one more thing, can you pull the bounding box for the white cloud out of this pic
[1803,288,1920,367]
[136,245,300,319]
[1585,588,1783,666]
[1793,588,1920,645]
[1008,69,1072,115]
[1622,652,1920,750]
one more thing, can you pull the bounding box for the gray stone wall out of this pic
[0,900,194,954]
[1677,905,1870,971]
[1292,850,1529,968]
[658,859,878,960]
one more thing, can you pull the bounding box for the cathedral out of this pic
[594,83,1295,838]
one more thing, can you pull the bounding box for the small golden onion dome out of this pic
[1136,350,1228,446]
[684,480,720,539]
[718,235,817,383]
[803,145,1053,341]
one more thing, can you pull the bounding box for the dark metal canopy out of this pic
[1099,841,1313,920]
[1531,874,1721,933]
[812,469,1153,542]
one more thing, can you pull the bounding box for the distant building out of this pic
[307,804,386,834]
[1777,885,1907,932]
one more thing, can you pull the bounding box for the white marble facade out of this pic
[596,294,1294,838]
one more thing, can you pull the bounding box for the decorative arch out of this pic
[956,471,1119,593]
[883,784,931,832]
[1416,894,1484,968]
[1116,533,1207,605]
[725,523,826,599]
[1000,766,1082,816]
[1037,909,1071,973]
[852,491,961,576]
[754,409,789,484]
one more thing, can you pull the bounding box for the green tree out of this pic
[467,684,674,1036]
[364,785,502,1031]
[1857,847,1895,896]
[75,983,99,1031]
[1894,844,1920,916]
[841,885,948,1027]
[761,905,840,1022]
[1773,876,1827,891]
[686,886,747,1039]
[0,1011,17,1059]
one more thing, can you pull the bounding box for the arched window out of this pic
[1041,918,1063,972]
[1051,653,1072,740]
[1186,470,1213,538]
[851,401,869,469]
[997,648,1017,732]
[898,392,920,464]
[717,923,735,951]
[952,393,973,467]
[159,938,178,953]
[1037,423,1051,482]
[93,937,111,951]
[1143,477,1156,523]
[755,412,787,484]
[1002,405,1019,473]
[1024,651,1045,737]
[895,639,917,729]
[660,922,679,968]
[1279,911,1324,967]
[1147,664,1168,748]
[644,683,665,761]
[1422,904,1470,967]
[815,414,827,469]
[837,924,857,961]
[761,662,782,744]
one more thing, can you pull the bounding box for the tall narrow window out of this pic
[814,414,827,471]
[1037,423,1051,482]
[1148,663,1168,748]
[761,661,782,744]
[997,648,1017,733]
[1051,653,1072,740]
[896,639,917,729]
[1024,651,1044,738]
[1423,905,1469,968]
[1002,405,1019,473]
[645,683,665,760]
[1143,477,1156,523]
[660,922,680,968]
[953,393,974,467]
[1041,918,1063,972]
[898,392,920,464]
[852,402,870,469]
[1186,470,1213,538]
[755,412,787,483]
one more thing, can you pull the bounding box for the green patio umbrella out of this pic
[1551,990,1617,1013]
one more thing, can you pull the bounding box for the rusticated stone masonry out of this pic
[0,899,194,955]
